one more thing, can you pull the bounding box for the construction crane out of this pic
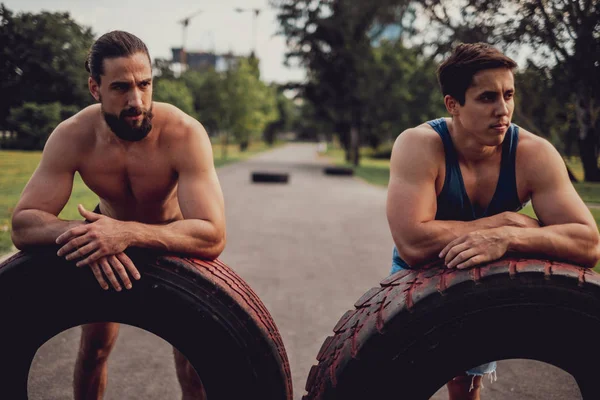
[234,7,261,55]
[178,9,203,70]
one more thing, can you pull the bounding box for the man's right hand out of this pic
[85,252,141,291]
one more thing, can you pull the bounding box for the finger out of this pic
[76,248,106,267]
[439,236,464,258]
[65,241,97,261]
[79,204,101,222]
[89,262,109,290]
[109,255,132,289]
[99,258,122,291]
[57,235,92,257]
[56,225,89,245]
[456,254,488,270]
[117,253,141,280]
[444,242,471,266]
[447,248,479,269]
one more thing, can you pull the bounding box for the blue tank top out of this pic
[391,118,524,271]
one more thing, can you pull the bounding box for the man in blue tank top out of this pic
[387,43,600,399]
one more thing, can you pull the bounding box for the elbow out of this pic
[579,228,600,269]
[587,234,600,269]
[10,215,26,250]
[395,242,427,267]
[11,231,25,251]
[202,230,226,261]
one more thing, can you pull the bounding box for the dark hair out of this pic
[437,43,517,105]
[85,31,151,84]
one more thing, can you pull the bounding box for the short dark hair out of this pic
[437,43,517,105]
[85,31,151,84]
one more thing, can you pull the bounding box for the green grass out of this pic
[0,141,276,255]
[323,148,391,187]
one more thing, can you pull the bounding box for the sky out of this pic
[4,0,307,84]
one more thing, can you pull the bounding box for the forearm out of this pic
[124,219,225,260]
[395,212,523,266]
[11,209,85,249]
[507,224,600,268]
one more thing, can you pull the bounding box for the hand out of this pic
[88,252,141,291]
[439,227,511,269]
[56,204,131,267]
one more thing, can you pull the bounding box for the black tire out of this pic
[251,172,290,183]
[304,257,600,399]
[323,167,354,176]
[0,248,292,400]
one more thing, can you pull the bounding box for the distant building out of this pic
[171,48,241,72]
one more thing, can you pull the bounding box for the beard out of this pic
[101,101,154,142]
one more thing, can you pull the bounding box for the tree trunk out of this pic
[350,124,360,166]
[221,130,228,161]
[575,86,600,181]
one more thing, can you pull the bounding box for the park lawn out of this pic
[0,141,276,254]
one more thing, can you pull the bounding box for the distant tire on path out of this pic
[304,257,600,399]
[0,249,292,400]
[251,172,290,183]
[323,167,354,176]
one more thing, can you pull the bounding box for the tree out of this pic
[221,58,279,151]
[7,102,62,150]
[264,87,299,145]
[153,79,196,117]
[0,5,95,124]
[272,0,414,165]
[181,68,226,136]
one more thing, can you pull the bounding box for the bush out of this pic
[370,143,394,160]
[153,79,196,117]
[7,102,63,150]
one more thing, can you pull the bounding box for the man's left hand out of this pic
[439,227,511,269]
[56,204,131,267]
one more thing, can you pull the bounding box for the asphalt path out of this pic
[26,143,582,399]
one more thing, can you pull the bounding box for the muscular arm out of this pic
[504,138,600,267]
[441,136,600,269]
[11,122,85,249]
[386,128,535,267]
[116,121,225,260]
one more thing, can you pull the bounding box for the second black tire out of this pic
[251,172,290,183]
[304,257,600,399]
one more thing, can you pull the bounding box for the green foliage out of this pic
[181,68,225,135]
[272,0,438,164]
[513,63,579,156]
[364,40,445,147]
[153,79,196,117]
[0,5,94,123]
[7,102,64,150]
[264,89,299,145]
[222,58,279,150]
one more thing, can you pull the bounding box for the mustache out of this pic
[120,107,145,118]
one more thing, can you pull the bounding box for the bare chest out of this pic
[78,148,177,206]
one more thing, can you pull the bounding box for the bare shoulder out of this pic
[391,122,444,167]
[516,127,563,167]
[40,104,99,167]
[154,102,208,143]
[516,126,567,186]
[154,102,213,167]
